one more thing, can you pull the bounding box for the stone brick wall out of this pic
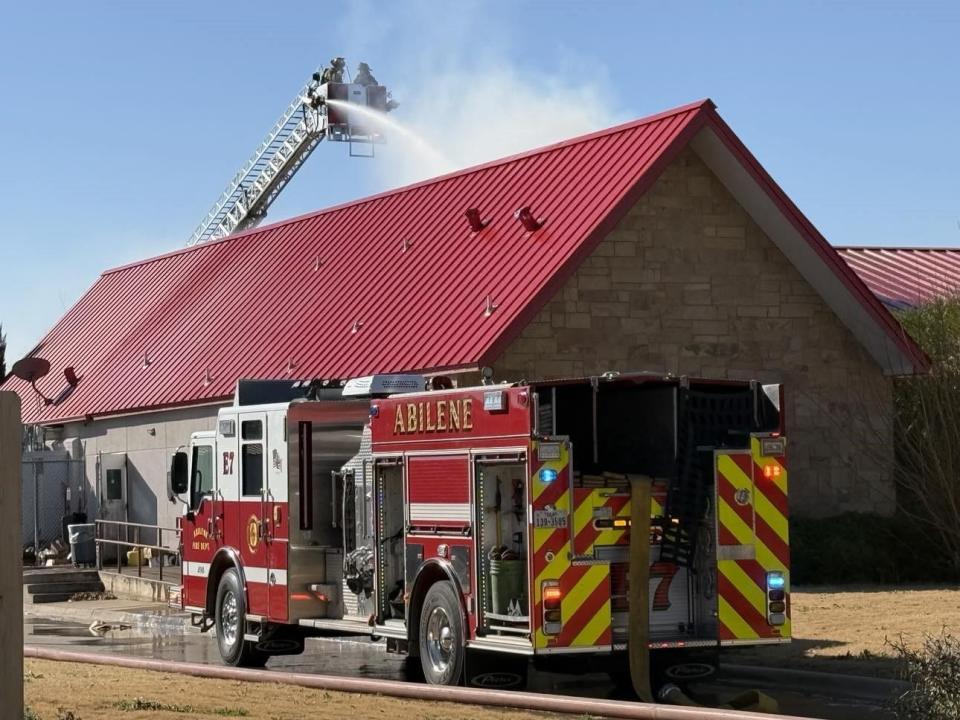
[492,147,894,517]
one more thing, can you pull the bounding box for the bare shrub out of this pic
[893,297,960,573]
[891,630,960,720]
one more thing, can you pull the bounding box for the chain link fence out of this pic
[21,452,85,563]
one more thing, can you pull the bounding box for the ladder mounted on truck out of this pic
[186,59,396,247]
[659,386,755,567]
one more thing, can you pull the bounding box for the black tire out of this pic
[403,654,425,682]
[418,581,465,685]
[215,568,268,667]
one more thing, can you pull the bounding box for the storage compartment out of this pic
[532,377,771,643]
[476,458,529,632]
[377,463,405,620]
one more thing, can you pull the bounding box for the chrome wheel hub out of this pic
[221,590,239,646]
[426,606,454,674]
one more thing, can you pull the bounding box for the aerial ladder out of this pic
[187,59,395,247]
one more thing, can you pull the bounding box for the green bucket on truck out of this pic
[489,558,526,614]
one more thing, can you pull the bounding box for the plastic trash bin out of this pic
[489,558,526,614]
[68,523,96,566]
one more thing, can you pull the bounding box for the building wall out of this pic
[53,404,223,544]
[492,147,894,517]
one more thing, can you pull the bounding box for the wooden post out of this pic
[0,393,23,718]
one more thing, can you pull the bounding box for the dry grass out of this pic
[727,584,960,677]
[23,659,554,720]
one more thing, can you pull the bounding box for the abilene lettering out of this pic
[393,398,474,435]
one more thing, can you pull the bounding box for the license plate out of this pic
[534,509,567,528]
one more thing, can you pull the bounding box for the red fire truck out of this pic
[169,372,789,691]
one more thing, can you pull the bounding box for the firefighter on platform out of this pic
[354,61,378,87]
[321,57,346,84]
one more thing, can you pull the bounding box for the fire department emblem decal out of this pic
[734,488,751,506]
[247,515,260,552]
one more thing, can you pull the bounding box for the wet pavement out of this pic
[24,617,895,719]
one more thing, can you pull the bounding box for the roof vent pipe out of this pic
[514,206,543,232]
[465,208,487,233]
[64,367,79,387]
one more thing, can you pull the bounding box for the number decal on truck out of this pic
[534,509,567,528]
[649,561,679,611]
[222,451,235,475]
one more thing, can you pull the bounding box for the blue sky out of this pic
[1,1,958,362]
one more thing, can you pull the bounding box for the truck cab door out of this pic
[181,441,218,610]
[238,412,269,616]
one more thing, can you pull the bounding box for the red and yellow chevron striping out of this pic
[716,440,790,644]
[530,441,672,650]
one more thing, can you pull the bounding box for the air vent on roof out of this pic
[465,208,487,233]
[314,255,323,271]
[484,295,498,317]
[351,320,364,333]
[402,238,413,252]
[514,206,543,232]
[203,368,213,386]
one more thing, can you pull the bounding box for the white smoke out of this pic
[378,63,626,186]
[332,2,627,188]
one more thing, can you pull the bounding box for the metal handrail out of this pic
[95,519,181,584]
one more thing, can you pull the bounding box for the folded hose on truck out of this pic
[628,476,778,713]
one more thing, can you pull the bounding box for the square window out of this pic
[242,420,262,440]
[106,469,123,500]
[242,443,263,496]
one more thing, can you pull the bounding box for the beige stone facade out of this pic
[493,148,894,517]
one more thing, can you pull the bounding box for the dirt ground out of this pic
[23,659,555,720]
[727,584,960,677]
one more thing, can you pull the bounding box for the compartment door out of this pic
[714,449,784,643]
[266,411,289,622]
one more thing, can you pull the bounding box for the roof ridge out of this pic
[837,245,960,252]
[103,99,715,277]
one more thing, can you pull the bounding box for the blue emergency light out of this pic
[539,468,558,483]
[767,572,785,590]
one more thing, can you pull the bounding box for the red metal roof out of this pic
[838,247,960,309]
[3,100,927,424]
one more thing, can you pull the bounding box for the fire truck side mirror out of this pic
[169,451,189,498]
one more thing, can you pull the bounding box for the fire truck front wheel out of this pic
[418,581,465,685]
[215,568,267,667]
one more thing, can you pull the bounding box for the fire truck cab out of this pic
[170,372,789,689]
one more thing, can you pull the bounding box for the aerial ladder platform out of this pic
[187,59,394,247]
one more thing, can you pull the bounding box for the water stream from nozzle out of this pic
[326,99,452,175]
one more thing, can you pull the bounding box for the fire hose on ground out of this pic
[24,646,809,720]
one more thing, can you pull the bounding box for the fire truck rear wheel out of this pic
[215,568,268,667]
[418,581,464,686]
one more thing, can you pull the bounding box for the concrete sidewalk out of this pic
[23,594,194,633]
